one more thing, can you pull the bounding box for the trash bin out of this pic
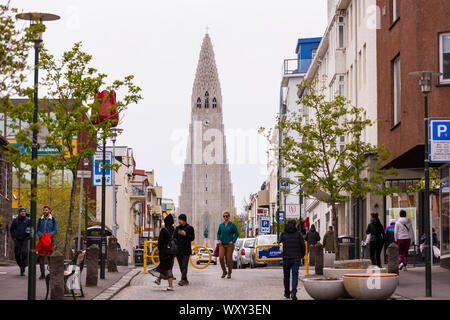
[134,248,144,267]
[338,235,355,260]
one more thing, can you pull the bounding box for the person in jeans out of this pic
[10,206,30,276]
[216,210,239,279]
[279,219,306,300]
[174,214,195,286]
[36,205,58,279]
[394,210,415,271]
[366,212,385,268]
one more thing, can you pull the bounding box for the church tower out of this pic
[178,33,236,246]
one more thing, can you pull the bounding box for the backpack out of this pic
[165,228,178,255]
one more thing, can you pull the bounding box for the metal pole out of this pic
[85,178,88,241]
[28,38,41,301]
[77,174,84,251]
[112,137,117,237]
[100,137,106,279]
[424,93,432,297]
[355,197,361,259]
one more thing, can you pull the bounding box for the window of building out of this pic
[440,33,450,83]
[393,56,401,125]
[392,0,400,23]
[338,75,345,96]
[157,198,161,206]
[363,44,367,86]
[311,49,317,59]
[205,186,208,192]
[212,97,217,108]
[205,91,209,108]
[337,16,345,49]
[205,199,208,205]
[197,97,201,108]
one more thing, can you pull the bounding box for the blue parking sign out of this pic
[260,217,271,234]
[277,211,285,223]
[92,151,112,186]
[430,119,450,163]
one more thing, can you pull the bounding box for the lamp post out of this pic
[111,128,123,238]
[83,158,89,246]
[100,135,106,279]
[409,71,441,298]
[16,12,60,301]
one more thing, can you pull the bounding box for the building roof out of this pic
[295,37,323,54]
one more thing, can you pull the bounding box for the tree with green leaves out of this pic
[261,77,396,258]
[4,41,142,258]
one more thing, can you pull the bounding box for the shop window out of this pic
[393,56,401,126]
[440,33,450,83]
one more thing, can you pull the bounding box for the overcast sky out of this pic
[10,0,327,213]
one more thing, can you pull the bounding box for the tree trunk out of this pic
[64,168,78,259]
[331,202,339,259]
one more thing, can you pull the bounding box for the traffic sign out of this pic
[260,217,271,234]
[77,170,91,179]
[286,204,300,219]
[280,178,290,193]
[430,119,450,163]
[92,151,112,186]
[277,210,285,223]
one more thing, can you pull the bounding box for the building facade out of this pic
[0,135,13,260]
[178,33,236,246]
[376,0,450,268]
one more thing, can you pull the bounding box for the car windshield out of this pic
[257,235,277,245]
[244,239,255,248]
[235,239,243,249]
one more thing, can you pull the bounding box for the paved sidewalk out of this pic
[394,266,450,300]
[0,261,137,300]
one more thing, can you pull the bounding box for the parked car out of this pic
[232,238,244,269]
[250,234,278,268]
[194,247,217,265]
[237,238,256,269]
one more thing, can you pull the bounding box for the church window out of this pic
[212,98,217,108]
[205,91,209,108]
[197,98,201,108]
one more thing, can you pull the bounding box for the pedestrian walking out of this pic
[279,219,306,300]
[217,210,239,279]
[150,214,176,290]
[394,210,415,271]
[305,224,320,246]
[10,206,30,276]
[323,226,335,253]
[174,213,195,286]
[36,205,58,279]
[384,219,396,263]
[366,212,385,268]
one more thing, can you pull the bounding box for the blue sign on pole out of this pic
[92,151,112,186]
[430,119,450,163]
[277,211,285,223]
[260,217,271,234]
[279,178,290,193]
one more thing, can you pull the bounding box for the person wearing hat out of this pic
[10,206,30,276]
[384,219,396,263]
[174,213,195,286]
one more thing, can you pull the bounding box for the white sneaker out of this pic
[166,287,174,291]
[399,262,404,270]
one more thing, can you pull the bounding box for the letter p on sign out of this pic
[438,125,447,137]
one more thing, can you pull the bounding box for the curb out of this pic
[93,268,141,300]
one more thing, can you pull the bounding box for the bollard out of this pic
[86,244,99,287]
[304,241,309,276]
[143,241,149,274]
[49,251,65,300]
[107,237,118,272]
[314,243,324,275]
[387,242,399,275]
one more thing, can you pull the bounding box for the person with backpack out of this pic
[10,206,30,276]
[149,214,176,291]
[36,205,58,279]
[174,214,195,286]
[279,219,306,300]
[366,212,385,268]
[394,210,415,271]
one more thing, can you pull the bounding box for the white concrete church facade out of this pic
[178,33,236,247]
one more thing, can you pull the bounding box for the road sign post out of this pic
[260,217,271,234]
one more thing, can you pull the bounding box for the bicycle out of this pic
[144,240,213,273]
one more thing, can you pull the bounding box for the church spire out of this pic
[192,33,222,107]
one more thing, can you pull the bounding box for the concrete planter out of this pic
[343,273,399,300]
[302,278,345,300]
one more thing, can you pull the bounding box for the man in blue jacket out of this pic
[217,210,239,279]
[10,206,30,276]
[36,205,58,279]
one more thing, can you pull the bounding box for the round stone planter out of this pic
[302,278,345,300]
[323,267,387,298]
[343,273,399,300]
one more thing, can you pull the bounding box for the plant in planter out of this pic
[302,277,345,300]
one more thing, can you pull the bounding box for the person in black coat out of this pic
[366,212,385,268]
[174,214,195,286]
[150,214,176,290]
[279,219,306,300]
[305,224,320,246]
[10,206,30,276]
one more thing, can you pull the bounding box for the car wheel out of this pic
[197,261,200,265]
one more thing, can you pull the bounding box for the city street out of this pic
[113,265,313,300]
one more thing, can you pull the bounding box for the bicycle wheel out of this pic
[190,245,212,269]
[151,246,160,267]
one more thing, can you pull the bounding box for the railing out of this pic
[131,184,146,197]
[283,58,313,75]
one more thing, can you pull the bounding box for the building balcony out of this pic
[283,58,313,76]
[130,184,147,200]
[258,189,270,208]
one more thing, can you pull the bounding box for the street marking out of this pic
[0,272,7,275]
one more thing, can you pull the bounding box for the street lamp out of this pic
[409,71,442,298]
[83,157,89,246]
[16,12,60,301]
[111,128,123,238]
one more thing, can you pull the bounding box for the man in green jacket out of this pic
[217,210,239,279]
[323,226,335,253]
